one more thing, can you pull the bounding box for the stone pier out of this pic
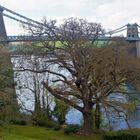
[136,41,140,57]
[0,7,7,41]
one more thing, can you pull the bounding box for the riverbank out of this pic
[0,125,102,140]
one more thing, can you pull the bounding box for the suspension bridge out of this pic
[0,5,140,54]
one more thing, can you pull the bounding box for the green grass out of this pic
[0,125,102,140]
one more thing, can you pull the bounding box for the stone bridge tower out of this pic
[127,23,140,57]
[127,23,138,38]
[0,7,7,41]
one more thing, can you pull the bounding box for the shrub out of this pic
[32,111,55,128]
[64,124,81,135]
[53,99,69,125]
[137,135,140,140]
[104,130,138,140]
[53,124,61,131]
[0,120,4,126]
[9,113,31,125]
[10,119,27,125]
[33,116,54,128]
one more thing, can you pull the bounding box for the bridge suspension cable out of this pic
[0,4,46,31]
[1,4,140,42]
[0,4,59,38]
[3,13,40,28]
[137,24,140,29]
[109,28,127,35]
[0,5,42,25]
[105,24,127,35]
[1,5,131,37]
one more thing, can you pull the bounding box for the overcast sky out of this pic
[1,0,140,35]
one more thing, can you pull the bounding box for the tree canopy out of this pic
[23,18,140,135]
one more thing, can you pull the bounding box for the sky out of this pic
[0,0,140,35]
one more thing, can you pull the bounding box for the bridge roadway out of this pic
[0,36,140,42]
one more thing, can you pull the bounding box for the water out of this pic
[11,54,140,130]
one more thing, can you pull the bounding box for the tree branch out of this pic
[43,82,83,112]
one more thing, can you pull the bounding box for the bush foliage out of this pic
[32,111,55,128]
[64,124,81,135]
[104,129,140,140]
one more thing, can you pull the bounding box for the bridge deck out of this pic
[0,36,139,42]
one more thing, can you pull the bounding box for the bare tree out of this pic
[13,55,53,118]
[23,18,140,135]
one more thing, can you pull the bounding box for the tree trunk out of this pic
[82,111,93,136]
[95,103,101,130]
[34,92,41,113]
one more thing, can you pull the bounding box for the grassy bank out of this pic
[0,125,102,140]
